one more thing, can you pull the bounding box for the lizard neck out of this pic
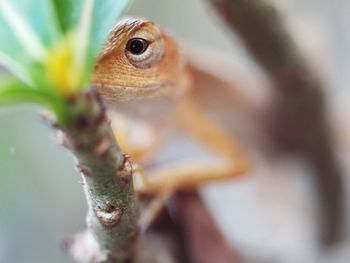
[96,66,192,124]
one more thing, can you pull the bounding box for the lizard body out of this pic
[93,18,252,194]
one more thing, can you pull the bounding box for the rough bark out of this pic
[55,90,139,263]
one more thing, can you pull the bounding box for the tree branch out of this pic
[206,0,344,245]
[55,90,139,263]
[172,191,241,263]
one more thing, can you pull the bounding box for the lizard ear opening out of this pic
[124,28,164,69]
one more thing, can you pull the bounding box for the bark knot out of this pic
[75,164,92,177]
[95,206,122,228]
[93,136,112,156]
[117,154,132,179]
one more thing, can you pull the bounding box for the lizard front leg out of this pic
[134,98,251,194]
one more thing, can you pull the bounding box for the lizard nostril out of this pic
[126,38,149,55]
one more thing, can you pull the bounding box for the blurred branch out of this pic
[206,0,344,245]
[172,191,241,263]
[54,91,138,263]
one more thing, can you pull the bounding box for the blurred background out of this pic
[0,0,349,262]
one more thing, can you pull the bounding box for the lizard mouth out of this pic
[92,82,174,103]
[92,82,181,121]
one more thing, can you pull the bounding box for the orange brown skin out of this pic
[94,18,190,123]
[93,18,251,194]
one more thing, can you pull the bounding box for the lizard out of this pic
[93,17,255,198]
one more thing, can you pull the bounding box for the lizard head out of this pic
[93,18,188,108]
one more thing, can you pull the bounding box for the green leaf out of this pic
[52,0,130,83]
[0,73,67,119]
[51,0,84,33]
[0,74,41,104]
[52,0,129,48]
[0,0,57,88]
[3,0,61,45]
[0,74,43,103]
[88,0,130,63]
[0,52,33,85]
[0,0,61,64]
[0,0,130,121]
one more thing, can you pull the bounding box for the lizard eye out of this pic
[125,34,164,69]
[126,38,149,55]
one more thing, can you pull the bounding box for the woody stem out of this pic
[57,90,139,263]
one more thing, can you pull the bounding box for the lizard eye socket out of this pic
[126,38,149,55]
[125,34,164,69]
